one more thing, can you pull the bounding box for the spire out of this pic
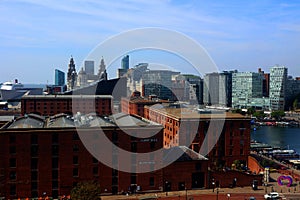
[98,57,106,76]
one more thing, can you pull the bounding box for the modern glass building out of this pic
[232,72,263,109]
[269,66,287,111]
[121,55,129,70]
[84,60,95,75]
[54,69,65,86]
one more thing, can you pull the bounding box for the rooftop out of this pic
[147,106,249,120]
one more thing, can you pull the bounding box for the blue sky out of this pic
[1,0,300,83]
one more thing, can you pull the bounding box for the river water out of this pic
[251,126,300,154]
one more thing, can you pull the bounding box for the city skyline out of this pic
[1,0,300,83]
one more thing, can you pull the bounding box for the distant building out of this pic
[54,69,65,86]
[232,72,264,109]
[269,66,288,111]
[182,74,203,104]
[258,68,270,97]
[84,60,95,75]
[121,55,129,70]
[142,70,177,100]
[66,57,77,91]
[203,71,235,107]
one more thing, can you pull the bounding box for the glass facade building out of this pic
[54,69,65,86]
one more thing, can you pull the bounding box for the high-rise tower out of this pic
[67,56,77,90]
[121,55,129,70]
[54,69,65,86]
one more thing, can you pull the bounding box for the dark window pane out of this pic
[9,146,16,154]
[9,158,16,168]
[52,134,59,143]
[73,156,78,165]
[9,135,16,143]
[52,170,58,179]
[52,158,58,169]
[31,145,39,157]
[31,134,38,144]
[31,171,38,180]
[9,171,16,180]
[31,158,38,170]
[73,168,78,177]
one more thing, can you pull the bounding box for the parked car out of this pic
[264,192,280,199]
[249,197,256,200]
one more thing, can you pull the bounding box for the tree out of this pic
[247,107,256,115]
[271,110,285,121]
[293,98,298,111]
[253,111,266,120]
[71,181,101,200]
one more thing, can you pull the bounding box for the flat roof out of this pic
[22,95,113,99]
[147,106,249,120]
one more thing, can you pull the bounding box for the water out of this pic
[251,126,300,154]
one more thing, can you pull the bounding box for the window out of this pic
[112,169,118,176]
[240,149,244,155]
[31,145,39,157]
[73,133,79,140]
[31,134,38,144]
[195,163,202,171]
[31,182,38,191]
[150,142,155,150]
[92,157,98,164]
[112,132,118,143]
[73,156,78,165]
[9,146,16,154]
[73,144,79,152]
[9,135,16,143]
[9,171,16,180]
[31,158,38,170]
[52,158,58,169]
[130,174,137,184]
[131,142,137,152]
[229,149,233,156]
[93,167,98,176]
[73,168,78,177]
[52,170,58,179]
[52,181,58,189]
[52,134,59,144]
[10,184,16,196]
[31,171,38,181]
[9,158,16,168]
[52,145,59,156]
[149,177,154,186]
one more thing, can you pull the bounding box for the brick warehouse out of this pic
[121,94,251,169]
[21,95,113,116]
[143,105,251,169]
[0,113,209,199]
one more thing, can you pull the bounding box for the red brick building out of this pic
[0,113,209,199]
[143,106,251,169]
[21,95,113,116]
[121,91,170,117]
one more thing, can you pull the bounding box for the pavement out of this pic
[100,172,300,200]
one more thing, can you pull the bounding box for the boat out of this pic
[0,80,43,101]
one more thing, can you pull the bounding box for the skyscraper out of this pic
[269,65,288,111]
[84,60,95,75]
[121,55,129,70]
[54,69,65,86]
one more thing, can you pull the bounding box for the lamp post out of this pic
[216,187,219,200]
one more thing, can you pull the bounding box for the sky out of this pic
[1,0,300,83]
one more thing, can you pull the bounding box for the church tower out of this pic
[67,56,77,90]
[98,57,107,80]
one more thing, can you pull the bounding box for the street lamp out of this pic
[227,193,230,199]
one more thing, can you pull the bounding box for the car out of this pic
[264,192,280,199]
[249,197,256,200]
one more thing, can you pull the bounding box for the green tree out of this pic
[293,98,298,111]
[271,110,285,121]
[71,181,101,200]
[247,107,256,115]
[253,111,266,120]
